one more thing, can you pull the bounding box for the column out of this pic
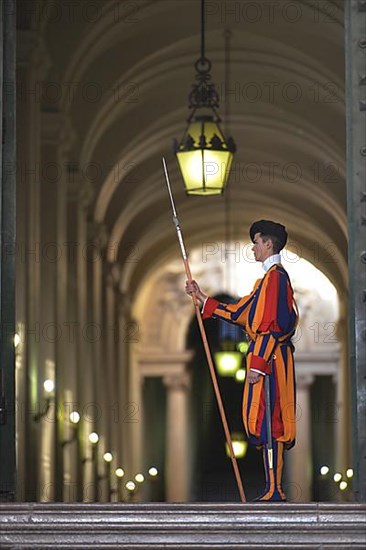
[87,221,109,501]
[76,179,95,502]
[38,358,56,502]
[163,371,191,502]
[128,333,143,498]
[62,178,80,502]
[40,105,76,502]
[16,31,50,501]
[61,389,78,502]
[289,374,314,502]
[344,0,366,502]
[116,290,130,477]
[105,267,119,501]
[63,174,96,502]
[335,301,350,474]
[0,0,16,502]
[39,110,67,502]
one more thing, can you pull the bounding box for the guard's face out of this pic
[252,232,269,262]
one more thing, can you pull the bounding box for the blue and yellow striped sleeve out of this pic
[201,282,261,328]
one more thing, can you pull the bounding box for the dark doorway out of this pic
[187,294,265,502]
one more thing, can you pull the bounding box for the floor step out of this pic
[0,502,365,549]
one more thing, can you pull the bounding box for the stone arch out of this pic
[131,242,342,501]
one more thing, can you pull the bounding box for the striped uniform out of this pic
[202,263,299,501]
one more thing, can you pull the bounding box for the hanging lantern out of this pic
[214,338,243,377]
[225,432,248,458]
[173,1,236,195]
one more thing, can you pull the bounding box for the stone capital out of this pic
[163,371,191,392]
[296,373,315,389]
[116,291,132,318]
[66,176,95,212]
[106,262,121,287]
[87,221,109,251]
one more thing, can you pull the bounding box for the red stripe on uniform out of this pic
[272,368,284,439]
[250,355,271,374]
[256,386,266,438]
[259,270,281,332]
[202,297,220,319]
[287,285,293,311]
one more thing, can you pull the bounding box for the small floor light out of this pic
[103,452,113,463]
[89,432,99,444]
[126,481,136,492]
[43,379,55,394]
[69,411,80,424]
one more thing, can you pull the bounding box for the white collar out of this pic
[262,254,281,272]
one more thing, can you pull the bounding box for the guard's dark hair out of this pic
[249,220,288,252]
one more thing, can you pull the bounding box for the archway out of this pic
[132,242,342,501]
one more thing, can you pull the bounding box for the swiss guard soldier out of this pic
[185,220,299,502]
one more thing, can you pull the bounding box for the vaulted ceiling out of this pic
[28,0,347,294]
